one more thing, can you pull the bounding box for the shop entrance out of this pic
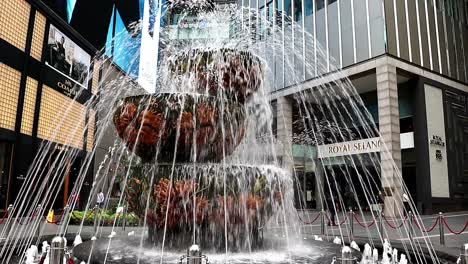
[321,162,381,212]
[0,142,13,211]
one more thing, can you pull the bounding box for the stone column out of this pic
[276,96,294,172]
[376,63,403,218]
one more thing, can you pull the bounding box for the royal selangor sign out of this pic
[317,137,383,158]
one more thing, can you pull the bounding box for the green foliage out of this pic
[69,210,139,226]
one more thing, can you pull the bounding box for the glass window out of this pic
[328,0,340,67]
[317,0,325,10]
[315,0,327,75]
[340,0,354,67]
[305,0,313,16]
[293,0,302,21]
[354,0,369,62]
[369,0,385,57]
[304,0,315,79]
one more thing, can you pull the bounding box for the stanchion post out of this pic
[438,212,445,246]
[320,209,325,236]
[35,204,43,238]
[408,211,414,242]
[0,204,13,240]
[93,205,99,235]
[348,209,354,241]
[378,210,384,235]
[62,205,69,224]
[122,205,127,231]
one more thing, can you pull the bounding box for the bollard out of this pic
[407,211,414,243]
[50,236,65,264]
[438,212,445,246]
[187,244,201,264]
[348,209,354,241]
[93,205,99,235]
[341,246,354,264]
[320,209,325,236]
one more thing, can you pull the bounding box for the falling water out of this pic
[0,2,443,264]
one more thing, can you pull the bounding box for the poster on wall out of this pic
[45,24,91,90]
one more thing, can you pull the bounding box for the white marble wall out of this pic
[424,85,450,198]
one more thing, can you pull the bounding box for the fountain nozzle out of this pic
[188,244,201,264]
[178,244,209,264]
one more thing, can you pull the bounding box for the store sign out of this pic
[430,135,445,147]
[43,24,91,97]
[317,137,382,158]
[430,135,445,162]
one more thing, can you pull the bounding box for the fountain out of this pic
[0,0,450,263]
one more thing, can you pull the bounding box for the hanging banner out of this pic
[317,137,382,158]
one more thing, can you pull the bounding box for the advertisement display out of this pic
[45,24,91,89]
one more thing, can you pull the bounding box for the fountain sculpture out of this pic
[0,0,448,263]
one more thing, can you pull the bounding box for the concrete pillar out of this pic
[276,96,294,171]
[376,63,403,218]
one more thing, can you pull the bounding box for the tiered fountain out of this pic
[72,1,359,263]
[1,0,449,263]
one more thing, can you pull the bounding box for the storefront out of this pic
[0,0,100,212]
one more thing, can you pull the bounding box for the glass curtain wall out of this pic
[255,0,386,92]
[386,0,468,83]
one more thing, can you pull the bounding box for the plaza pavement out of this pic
[0,210,466,259]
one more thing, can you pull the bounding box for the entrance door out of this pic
[0,142,13,211]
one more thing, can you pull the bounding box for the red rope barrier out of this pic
[412,217,439,232]
[298,212,321,225]
[443,218,468,235]
[382,214,405,229]
[353,213,376,228]
[325,213,347,226]
[338,215,348,226]
[0,211,9,225]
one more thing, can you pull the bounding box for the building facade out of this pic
[245,0,468,214]
[0,0,103,212]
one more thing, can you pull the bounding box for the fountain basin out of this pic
[113,93,246,162]
[73,236,359,264]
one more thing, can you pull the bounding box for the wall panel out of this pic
[0,0,31,52]
[0,64,21,131]
[30,11,46,61]
[20,77,38,135]
[38,86,86,150]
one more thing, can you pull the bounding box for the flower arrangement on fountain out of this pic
[123,165,285,249]
[113,93,246,162]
